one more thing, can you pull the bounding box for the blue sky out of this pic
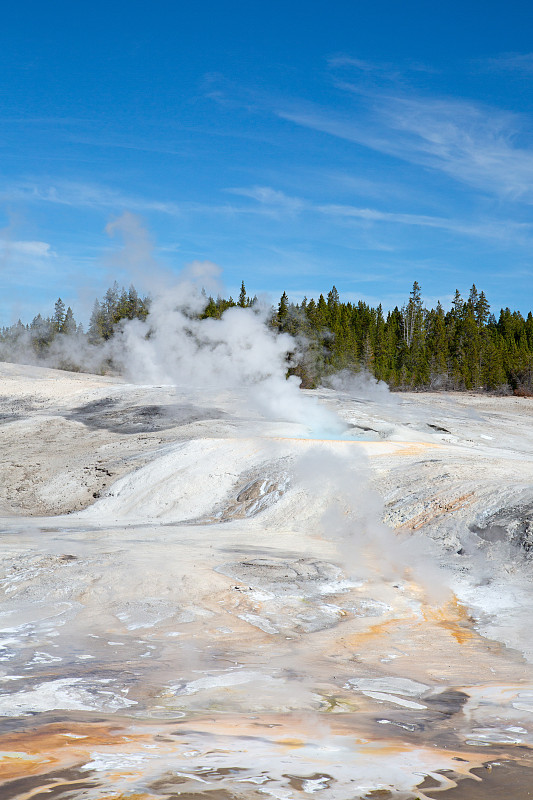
[3,0,533,324]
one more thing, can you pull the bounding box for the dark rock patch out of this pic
[428,423,451,433]
[470,501,533,552]
[69,401,225,434]
[423,689,469,716]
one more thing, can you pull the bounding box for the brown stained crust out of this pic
[396,492,476,531]
[0,720,135,783]
[0,713,487,778]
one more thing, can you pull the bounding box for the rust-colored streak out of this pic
[422,597,476,645]
[373,441,441,457]
[276,737,306,749]
[90,794,158,800]
[0,721,145,783]
[0,713,501,799]
[342,616,409,650]
[398,491,476,531]
[95,795,158,800]
[271,438,440,458]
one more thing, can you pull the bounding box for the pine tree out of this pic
[402,281,423,347]
[30,313,54,354]
[427,302,448,387]
[327,285,340,312]
[202,296,218,318]
[53,298,66,333]
[61,307,77,335]
[277,291,289,329]
[484,337,506,389]
[315,294,328,329]
[372,305,387,380]
[451,289,464,320]
[88,300,103,343]
[467,284,479,310]
[475,291,490,327]
[462,305,481,388]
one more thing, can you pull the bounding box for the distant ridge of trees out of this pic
[2,279,533,395]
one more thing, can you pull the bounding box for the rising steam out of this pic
[113,261,344,436]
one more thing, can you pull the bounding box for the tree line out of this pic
[0,283,150,357]
[205,281,533,394]
[2,279,533,394]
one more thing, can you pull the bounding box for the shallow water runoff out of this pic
[2,364,533,798]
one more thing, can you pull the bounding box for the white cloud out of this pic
[2,240,53,257]
[380,95,533,200]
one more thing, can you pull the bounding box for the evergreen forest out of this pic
[3,280,533,395]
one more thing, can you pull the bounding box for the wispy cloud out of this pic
[276,82,533,202]
[3,181,183,216]
[1,240,53,258]
[327,55,401,78]
[0,237,58,300]
[226,185,305,214]
[327,55,437,80]
[3,180,309,221]
[481,52,533,74]
[7,172,531,252]
[227,184,532,245]
[317,202,532,243]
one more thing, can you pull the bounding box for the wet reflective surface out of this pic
[2,365,533,797]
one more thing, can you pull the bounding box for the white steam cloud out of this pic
[114,260,344,436]
[292,446,448,603]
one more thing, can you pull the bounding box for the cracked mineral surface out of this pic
[2,362,533,798]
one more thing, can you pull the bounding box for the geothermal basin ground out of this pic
[2,362,533,798]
